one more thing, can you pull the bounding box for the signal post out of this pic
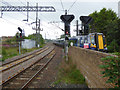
[60,11,74,61]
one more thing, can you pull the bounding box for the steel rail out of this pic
[21,52,56,89]
[1,46,55,87]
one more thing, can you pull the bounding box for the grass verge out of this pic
[1,46,44,61]
[54,56,86,85]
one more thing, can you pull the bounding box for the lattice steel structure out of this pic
[0,6,56,12]
[0,5,56,47]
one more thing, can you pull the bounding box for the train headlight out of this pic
[104,44,107,50]
[90,44,96,48]
[105,44,107,47]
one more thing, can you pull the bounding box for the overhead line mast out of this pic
[0,3,56,47]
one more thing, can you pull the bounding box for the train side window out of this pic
[90,36,95,44]
[84,38,88,43]
[80,37,83,44]
[103,36,106,45]
[91,39,94,44]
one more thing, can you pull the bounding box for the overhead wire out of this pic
[1,0,11,6]
[68,0,77,12]
[37,13,63,38]
[1,1,41,37]
[16,1,57,37]
[39,13,64,31]
[17,0,35,21]
[2,18,21,26]
[18,0,26,6]
[1,1,67,39]
[1,0,35,21]
[1,15,33,31]
[0,0,36,33]
[60,0,64,11]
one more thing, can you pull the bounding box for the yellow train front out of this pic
[89,33,107,51]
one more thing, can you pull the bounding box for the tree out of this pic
[89,8,120,52]
[60,34,65,39]
[25,34,45,46]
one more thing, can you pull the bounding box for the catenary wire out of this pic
[60,0,64,11]
[1,0,35,21]
[68,0,77,12]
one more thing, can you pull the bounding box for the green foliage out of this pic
[89,8,120,52]
[3,36,17,45]
[61,65,85,84]
[107,40,119,52]
[110,52,120,56]
[89,8,118,34]
[53,80,62,85]
[58,57,86,85]
[68,40,76,47]
[26,34,45,46]
[60,34,65,39]
[2,47,7,55]
[1,47,19,61]
[99,56,120,88]
[1,47,39,61]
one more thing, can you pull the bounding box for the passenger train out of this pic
[53,38,65,48]
[54,33,107,51]
[69,33,107,51]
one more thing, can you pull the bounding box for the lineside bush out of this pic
[56,57,86,85]
[99,56,120,88]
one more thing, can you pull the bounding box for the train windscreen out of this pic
[90,35,95,44]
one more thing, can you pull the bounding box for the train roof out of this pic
[56,38,65,41]
[89,33,104,35]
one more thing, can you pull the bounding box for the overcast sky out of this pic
[0,0,119,39]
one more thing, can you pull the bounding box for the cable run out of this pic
[40,13,63,31]
[68,0,77,12]
[60,0,64,11]
[1,0,11,6]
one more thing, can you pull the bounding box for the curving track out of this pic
[0,45,55,89]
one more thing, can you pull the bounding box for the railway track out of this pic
[1,46,48,66]
[2,47,55,89]
[0,45,55,88]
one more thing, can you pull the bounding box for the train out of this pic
[54,33,107,51]
[53,38,65,48]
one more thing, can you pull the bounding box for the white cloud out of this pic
[0,18,34,37]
